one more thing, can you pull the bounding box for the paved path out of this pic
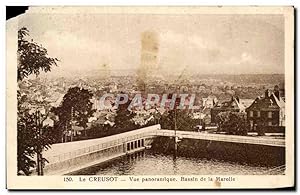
[154,130,285,147]
[43,125,160,163]
[43,125,284,165]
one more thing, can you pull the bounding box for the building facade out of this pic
[211,96,244,124]
[245,88,285,133]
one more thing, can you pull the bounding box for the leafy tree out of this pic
[17,27,59,175]
[88,100,138,138]
[114,100,137,132]
[160,96,198,131]
[161,109,198,131]
[215,111,229,130]
[215,111,248,135]
[17,93,54,175]
[87,123,108,139]
[18,27,58,81]
[53,87,95,140]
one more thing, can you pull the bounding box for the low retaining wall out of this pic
[41,125,160,175]
[151,136,285,167]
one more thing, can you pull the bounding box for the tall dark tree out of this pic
[114,100,137,132]
[161,109,198,131]
[53,87,95,140]
[215,111,248,135]
[17,27,58,175]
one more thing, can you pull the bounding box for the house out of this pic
[202,107,212,125]
[239,99,254,109]
[211,96,245,124]
[193,109,211,125]
[193,95,217,125]
[202,95,217,108]
[245,88,285,133]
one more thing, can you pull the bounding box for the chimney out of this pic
[274,85,280,100]
[236,96,240,103]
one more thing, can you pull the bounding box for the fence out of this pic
[44,125,160,165]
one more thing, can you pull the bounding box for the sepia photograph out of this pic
[6,6,294,189]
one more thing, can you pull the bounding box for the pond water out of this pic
[71,150,281,175]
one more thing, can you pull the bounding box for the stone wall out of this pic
[151,136,285,167]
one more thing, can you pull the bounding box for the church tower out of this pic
[137,31,159,93]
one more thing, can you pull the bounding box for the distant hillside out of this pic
[190,74,285,85]
[39,68,284,86]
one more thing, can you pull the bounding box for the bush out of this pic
[216,111,249,135]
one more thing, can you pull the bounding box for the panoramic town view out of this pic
[15,10,286,176]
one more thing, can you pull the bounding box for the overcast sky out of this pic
[17,10,284,76]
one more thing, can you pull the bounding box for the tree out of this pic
[17,92,54,175]
[53,87,95,140]
[160,96,198,131]
[18,27,58,81]
[215,111,249,135]
[17,27,59,175]
[114,100,137,132]
[161,109,198,131]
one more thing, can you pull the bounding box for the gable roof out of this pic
[246,92,284,111]
[212,97,244,111]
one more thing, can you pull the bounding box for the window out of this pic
[268,121,272,126]
[249,120,253,129]
[249,111,253,117]
[268,111,272,118]
[257,111,261,117]
[127,143,130,151]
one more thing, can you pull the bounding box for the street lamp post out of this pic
[35,109,44,176]
[174,108,177,152]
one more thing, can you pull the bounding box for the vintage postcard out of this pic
[6,6,294,189]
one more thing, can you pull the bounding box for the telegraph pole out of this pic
[70,106,74,142]
[174,108,177,151]
[174,97,179,158]
[36,109,44,175]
